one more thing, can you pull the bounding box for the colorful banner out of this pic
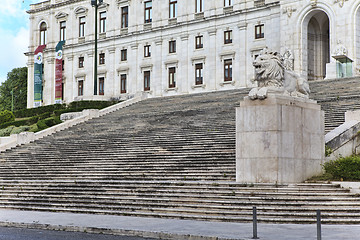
[55,41,65,104]
[34,45,46,108]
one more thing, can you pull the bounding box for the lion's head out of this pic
[253,49,284,87]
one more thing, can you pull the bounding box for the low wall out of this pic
[0,95,146,152]
[325,110,360,160]
[332,181,360,193]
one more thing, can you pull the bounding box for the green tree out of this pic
[0,67,27,112]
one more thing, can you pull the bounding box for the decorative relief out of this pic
[334,0,348,8]
[311,0,318,7]
[283,6,296,18]
[282,48,294,70]
[54,11,68,21]
[74,6,88,17]
[333,40,348,56]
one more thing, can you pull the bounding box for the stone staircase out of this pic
[309,77,360,132]
[0,83,359,224]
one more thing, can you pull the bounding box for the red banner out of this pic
[55,41,65,104]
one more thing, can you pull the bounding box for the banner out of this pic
[34,45,46,108]
[55,41,65,104]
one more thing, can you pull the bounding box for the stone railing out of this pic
[325,110,360,160]
[0,95,147,152]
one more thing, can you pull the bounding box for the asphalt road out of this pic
[0,227,156,240]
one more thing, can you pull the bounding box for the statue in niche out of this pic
[249,48,310,100]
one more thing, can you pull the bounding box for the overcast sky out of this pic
[0,0,38,84]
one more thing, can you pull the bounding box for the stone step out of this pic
[0,205,359,224]
[0,83,359,224]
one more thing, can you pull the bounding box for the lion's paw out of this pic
[257,87,268,100]
[248,88,258,100]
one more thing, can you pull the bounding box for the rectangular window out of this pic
[40,23,47,45]
[144,45,151,57]
[79,17,85,37]
[121,74,127,93]
[62,60,65,71]
[196,0,203,13]
[62,82,64,100]
[169,40,176,53]
[79,57,84,68]
[224,59,232,82]
[99,53,105,65]
[121,49,127,61]
[169,0,177,18]
[144,71,150,91]
[121,6,129,28]
[99,77,105,95]
[60,21,66,41]
[100,12,106,33]
[78,80,84,96]
[195,36,203,49]
[144,1,152,23]
[224,0,232,7]
[224,30,232,44]
[168,67,176,88]
[195,63,203,85]
[255,24,265,39]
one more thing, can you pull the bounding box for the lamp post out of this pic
[91,0,103,96]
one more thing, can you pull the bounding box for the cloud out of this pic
[0,27,29,83]
[0,0,36,83]
[0,2,22,16]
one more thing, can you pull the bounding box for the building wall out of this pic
[26,0,360,108]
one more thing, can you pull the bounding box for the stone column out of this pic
[236,94,325,183]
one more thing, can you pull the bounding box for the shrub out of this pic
[29,116,40,124]
[14,104,66,118]
[0,116,39,130]
[68,100,117,111]
[53,116,62,124]
[38,112,51,120]
[10,126,31,135]
[323,155,360,181]
[0,110,15,124]
[29,124,38,133]
[0,126,15,137]
[54,109,78,117]
[36,119,48,131]
[36,116,62,131]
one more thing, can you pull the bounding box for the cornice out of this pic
[27,0,86,14]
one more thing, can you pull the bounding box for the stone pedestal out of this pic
[236,94,324,183]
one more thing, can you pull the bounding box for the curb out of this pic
[0,221,243,240]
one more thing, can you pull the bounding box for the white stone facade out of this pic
[26,0,360,107]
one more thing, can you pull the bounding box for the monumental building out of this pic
[26,0,360,107]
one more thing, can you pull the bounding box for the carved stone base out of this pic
[236,94,325,183]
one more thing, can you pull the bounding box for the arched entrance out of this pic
[356,7,360,72]
[306,11,330,81]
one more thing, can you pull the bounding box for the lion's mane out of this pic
[253,50,284,88]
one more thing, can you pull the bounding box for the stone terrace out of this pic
[0,78,360,224]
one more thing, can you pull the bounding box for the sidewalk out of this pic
[0,209,359,240]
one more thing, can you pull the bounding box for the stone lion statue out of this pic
[249,48,310,100]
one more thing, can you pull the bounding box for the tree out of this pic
[0,67,27,112]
